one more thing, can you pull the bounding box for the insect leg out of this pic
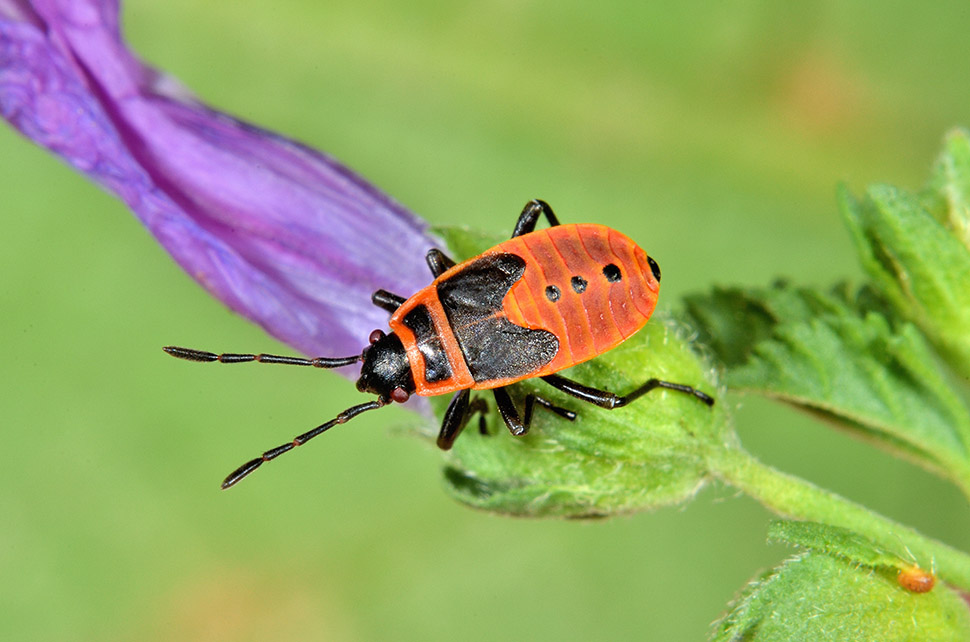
[530,396,577,422]
[372,289,406,313]
[426,248,456,277]
[541,373,715,408]
[436,390,489,449]
[492,386,578,438]
[511,199,561,237]
[437,389,470,450]
[493,386,528,436]
[470,398,489,434]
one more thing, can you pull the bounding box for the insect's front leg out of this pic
[426,248,456,277]
[372,289,406,313]
[437,389,488,449]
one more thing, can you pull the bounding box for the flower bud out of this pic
[431,313,725,518]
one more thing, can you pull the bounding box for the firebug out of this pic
[165,199,714,488]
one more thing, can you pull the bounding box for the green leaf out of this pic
[427,225,728,518]
[711,550,970,641]
[923,128,970,250]
[683,283,970,497]
[431,224,504,266]
[767,520,911,570]
[840,179,970,378]
[713,521,966,641]
[711,450,970,592]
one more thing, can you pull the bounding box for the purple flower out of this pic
[0,0,437,361]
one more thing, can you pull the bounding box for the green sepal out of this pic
[683,283,970,497]
[427,225,728,518]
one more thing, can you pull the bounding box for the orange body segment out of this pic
[499,224,658,377]
[388,290,475,395]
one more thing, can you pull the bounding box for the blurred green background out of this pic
[3,1,970,640]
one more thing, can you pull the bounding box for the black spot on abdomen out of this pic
[602,263,621,282]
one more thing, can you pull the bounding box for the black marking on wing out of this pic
[402,304,452,383]
[436,253,559,382]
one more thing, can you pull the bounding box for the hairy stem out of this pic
[710,446,970,590]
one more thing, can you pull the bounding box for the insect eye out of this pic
[390,387,410,403]
[368,329,386,344]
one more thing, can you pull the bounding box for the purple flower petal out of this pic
[0,0,437,361]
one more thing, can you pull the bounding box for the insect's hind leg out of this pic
[541,373,715,409]
[492,386,576,437]
[436,389,489,450]
[511,199,561,237]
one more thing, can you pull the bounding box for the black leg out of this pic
[471,398,489,434]
[426,248,456,277]
[492,386,577,438]
[541,373,715,409]
[438,389,470,450]
[372,289,406,313]
[511,199,561,237]
[531,395,578,421]
[437,389,489,450]
[493,387,527,435]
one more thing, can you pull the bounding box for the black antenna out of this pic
[220,399,386,489]
[163,346,361,369]
[163,346,378,489]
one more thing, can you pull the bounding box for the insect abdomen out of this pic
[498,223,659,376]
[390,224,659,394]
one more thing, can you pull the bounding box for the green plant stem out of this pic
[709,445,970,591]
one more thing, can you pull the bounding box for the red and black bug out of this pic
[165,200,714,488]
